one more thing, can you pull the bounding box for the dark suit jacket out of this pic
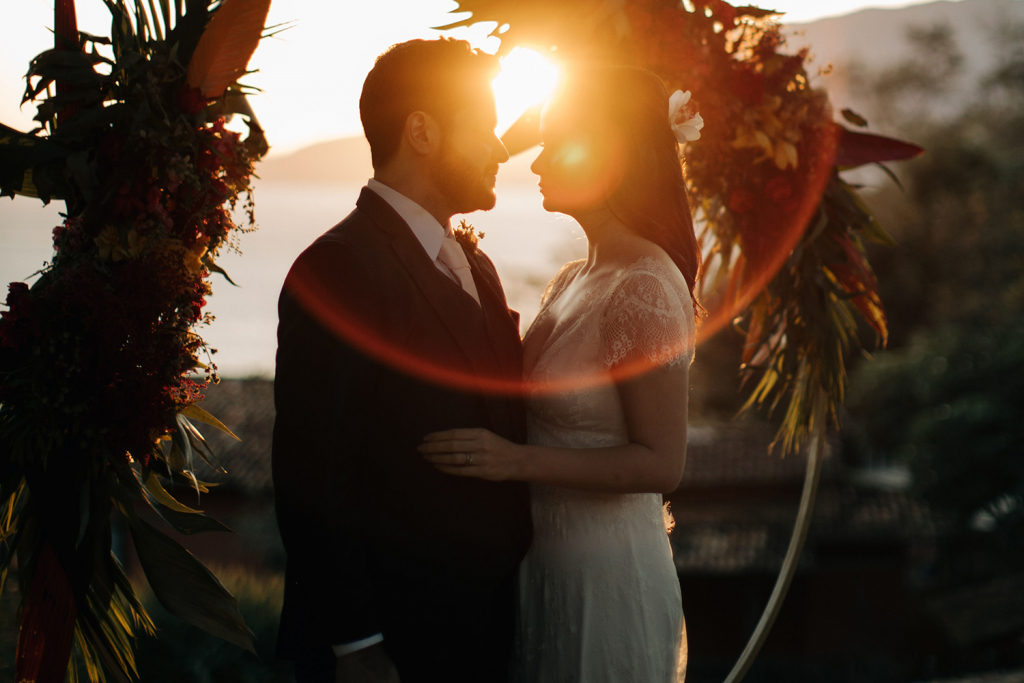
[272,188,532,682]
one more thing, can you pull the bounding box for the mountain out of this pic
[785,0,1024,115]
[258,0,1024,184]
[257,131,539,185]
[256,136,373,184]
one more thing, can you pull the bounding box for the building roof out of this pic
[924,573,1024,645]
[192,379,847,494]
[681,421,841,488]
[668,489,937,574]
[190,378,276,495]
[190,379,938,573]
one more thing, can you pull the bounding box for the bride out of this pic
[419,65,702,682]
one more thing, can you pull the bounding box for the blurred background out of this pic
[1,0,1023,681]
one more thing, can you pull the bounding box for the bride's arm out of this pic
[419,362,689,494]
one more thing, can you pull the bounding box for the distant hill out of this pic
[259,0,1024,185]
[258,132,539,185]
[257,136,373,184]
[786,0,1024,115]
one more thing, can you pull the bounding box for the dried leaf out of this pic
[186,0,271,99]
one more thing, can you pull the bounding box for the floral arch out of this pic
[441,0,922,679]
[0,0,923,681]
[0,0,270,680]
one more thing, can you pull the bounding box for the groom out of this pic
[271,38,532,683]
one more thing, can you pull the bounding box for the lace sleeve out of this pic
[600,265,695,371]
[540,259,586,307]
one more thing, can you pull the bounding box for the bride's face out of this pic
[531,99,625,216]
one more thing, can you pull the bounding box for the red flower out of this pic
[3,283,31,321]
[764,176,793,203]
[0,282,39,349]
[709,0,737,26]
[732,69,764,106]
[176,85,209,116]
[729,188,756,213]
[98,132,123,162]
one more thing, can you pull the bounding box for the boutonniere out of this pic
[453,219,485,255]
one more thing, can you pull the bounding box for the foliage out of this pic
[855,20,1024,342]
[847,20,1024,583]
[849,323,1024,577]
[0,0,270,681]
[133,566,292,683]
[442,0,921,452]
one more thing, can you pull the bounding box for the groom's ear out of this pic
[404,110,441,157]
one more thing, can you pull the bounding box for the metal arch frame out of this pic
[723,388,828,683]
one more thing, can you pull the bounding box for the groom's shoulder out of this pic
[296,207,387,270]
[314,205,385,252]
[281,211,396,315]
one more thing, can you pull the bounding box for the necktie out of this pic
[437,236,481,307]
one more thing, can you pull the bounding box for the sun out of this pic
[492,47,561,135]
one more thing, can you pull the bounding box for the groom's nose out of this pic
[491,132,510,164]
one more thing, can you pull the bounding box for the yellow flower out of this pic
[184,235,210,274]
[774,141,798,170]
[94,225,119,259]
[94,225,146,261]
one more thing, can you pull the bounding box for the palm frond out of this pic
[186,0,271,98]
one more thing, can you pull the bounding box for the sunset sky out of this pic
[1,0,957,156]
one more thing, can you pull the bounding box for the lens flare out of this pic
[694,125,841,346]
[285,102,839,402]
[493,47,561,134]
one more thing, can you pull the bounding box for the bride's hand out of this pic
[418,428,526,482]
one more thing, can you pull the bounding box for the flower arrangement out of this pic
[440,0,924,453]
[0,0,271,681]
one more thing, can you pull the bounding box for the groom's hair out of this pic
[360,38,499,170]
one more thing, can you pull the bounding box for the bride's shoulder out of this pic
[613,245,690,302]
[540,259,587,305]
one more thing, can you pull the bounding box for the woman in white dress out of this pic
[419,65,703,683]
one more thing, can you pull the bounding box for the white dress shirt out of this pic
[331,179,475,658]
[367,178,460,283]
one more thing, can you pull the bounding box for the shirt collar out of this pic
[366,178,451,260]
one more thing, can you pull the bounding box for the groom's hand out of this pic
[335,642,401,683]
[419,428,526,481]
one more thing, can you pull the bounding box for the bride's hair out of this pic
[561,65,704,319]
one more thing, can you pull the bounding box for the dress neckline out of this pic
[524,256,683,380]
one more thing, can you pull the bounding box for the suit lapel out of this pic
[356,189,490,376]
[464,248,527,441]
[465,249,523,380]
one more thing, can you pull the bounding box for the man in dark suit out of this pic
[271,38,532,683]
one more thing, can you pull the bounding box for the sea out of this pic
[0,178,588,377]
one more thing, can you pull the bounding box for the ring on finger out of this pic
[463,452,473,466]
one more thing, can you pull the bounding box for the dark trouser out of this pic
[293,647,334,683]
[381,576,515,683]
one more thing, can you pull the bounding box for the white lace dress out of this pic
[514,256,694,683]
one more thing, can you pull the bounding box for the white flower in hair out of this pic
[668,90,704,143]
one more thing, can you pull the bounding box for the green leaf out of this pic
[840,108,869,127]
[76,480,91,549]
[129,518,255,653]
[180,404,240,440]
[733,5,783,19]
[143,469,202,514]
[177,416,227,474]
[873,161,908,194]
[204,258,239,285]
[151,500,233,535]
[171,414,195,470]
[0,123,70,199]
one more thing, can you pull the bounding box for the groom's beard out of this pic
[434,143,498,214]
